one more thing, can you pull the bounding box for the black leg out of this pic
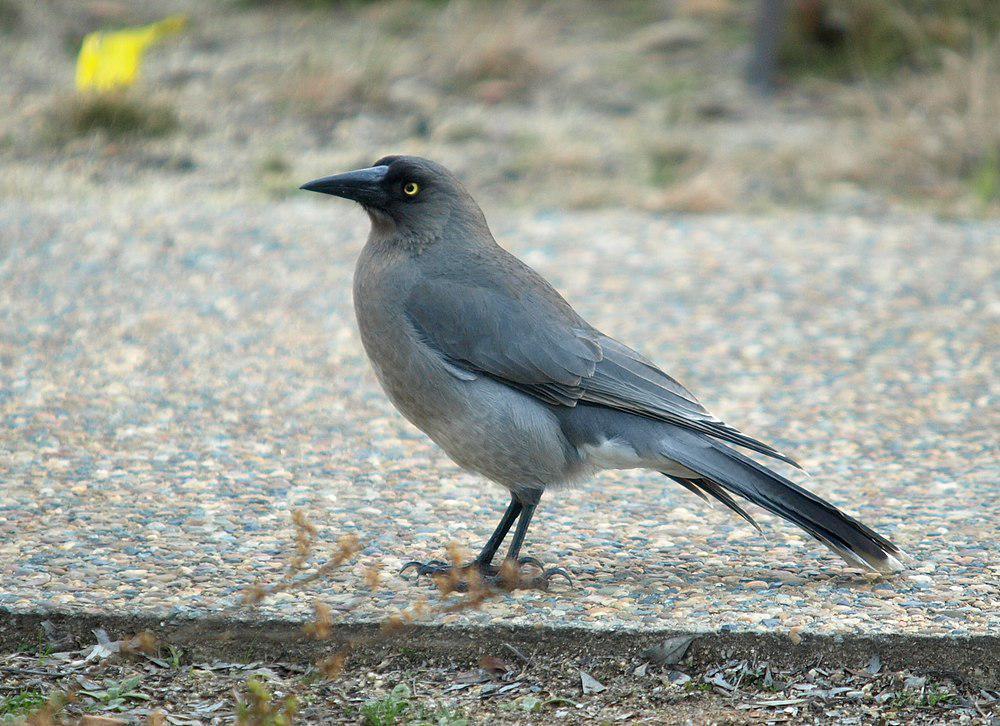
[400,488,570,590]
[475,495,522,566]
[497,492,571,589]
[400,494,521,578]
[504,501,536,562]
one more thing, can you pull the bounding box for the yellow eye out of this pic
[402,182,420,196]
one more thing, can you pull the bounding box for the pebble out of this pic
[0,207,994,642]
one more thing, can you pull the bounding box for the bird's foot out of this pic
[505,557,572,591]
[400,556,571,592]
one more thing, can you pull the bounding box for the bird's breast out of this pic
[353,250,462,427]
[351,244,577,489]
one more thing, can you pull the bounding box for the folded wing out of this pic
[405,269,797,466]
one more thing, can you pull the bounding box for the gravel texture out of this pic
[1,199,997,643]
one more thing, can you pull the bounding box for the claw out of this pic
[400,559,450,577]
[510,566,572,591]
[542,567,573,585]
[407,562,449,577]
[400,555,573,591]
[399,560,424,576]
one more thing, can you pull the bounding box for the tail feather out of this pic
[667,475,762,533]
[659,432,906,574]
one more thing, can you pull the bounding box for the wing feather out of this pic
[404,272,797,467]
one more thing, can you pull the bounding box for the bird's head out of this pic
[300,155,485,243]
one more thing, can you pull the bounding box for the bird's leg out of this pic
[473,495,522,568]
[495,497,572,590]
[400,495,521,579]
[401,490,571,591]
[503,500,536,561]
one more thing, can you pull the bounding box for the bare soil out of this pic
[2,627,998,724]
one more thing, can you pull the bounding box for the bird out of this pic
[300,155,906,589]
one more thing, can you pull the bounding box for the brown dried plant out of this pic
[241,530,361,606]
[240,510,523,682]
[236,676,299,726]
[24,689,75,726]
[122,630,159,656]
[290,509,319,571]
[302,600,333,640]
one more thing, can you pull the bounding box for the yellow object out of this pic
[75,15,186,92]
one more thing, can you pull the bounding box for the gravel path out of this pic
[1,199,997,643]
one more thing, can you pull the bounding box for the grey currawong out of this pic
[300,156,906,588]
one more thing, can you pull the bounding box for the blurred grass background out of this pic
[0,0,997,216]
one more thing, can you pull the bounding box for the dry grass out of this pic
[427,1,551,101]
[236,677,299,726]
[237,510,534,686]
[1,510,518,724]
[274,36,399,121]
[0,0,21,32]
[0,513,992,723]
[274,1,552,119]
[780,0,1000,80]
[44,93,178,144]
[6,0,999,215]
[840,35,1000,210]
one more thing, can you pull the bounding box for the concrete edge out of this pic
[2,608,997,689]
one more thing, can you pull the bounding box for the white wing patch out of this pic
[578,438,642,470]
[579,437,699,478]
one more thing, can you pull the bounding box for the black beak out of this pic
[299,165,389,205]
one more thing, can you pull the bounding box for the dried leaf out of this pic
[867,655,882,675]
[707,672,734,690]
[580,670,606,694]
[754,698,808,707]
[641,635,695,666]
[516,695,541,712]
[904,676,927,690]
[478,656,512,676]
[666,670,691,686]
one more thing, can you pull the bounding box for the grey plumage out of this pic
[301,155,906,580]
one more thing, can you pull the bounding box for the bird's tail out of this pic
[659,431,907,574]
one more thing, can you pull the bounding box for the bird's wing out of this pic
[405,276,797,466]
[404,277,603,407]
[584,336,799,466]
